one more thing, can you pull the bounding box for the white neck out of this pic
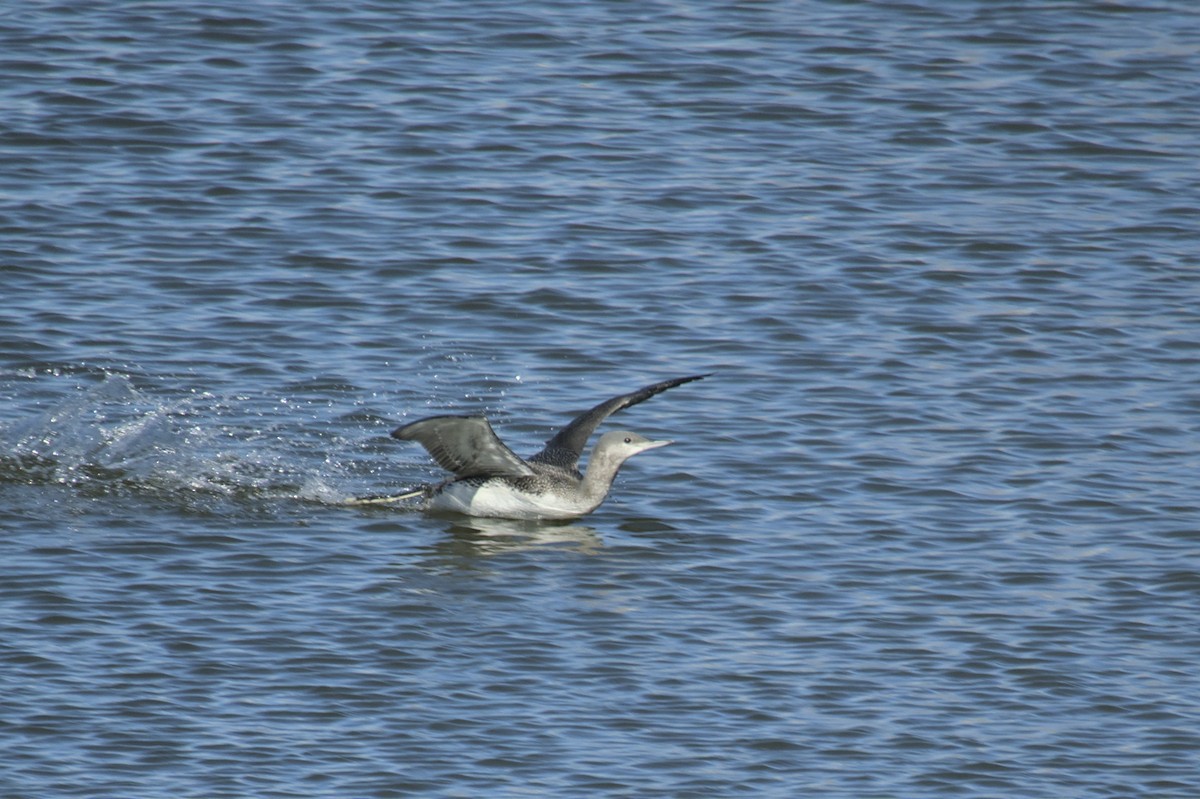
[580,450,629,509]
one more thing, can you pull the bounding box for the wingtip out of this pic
[345,487,427,505]
[390,414,482,440]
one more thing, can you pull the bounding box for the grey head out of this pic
[590,430,672,466]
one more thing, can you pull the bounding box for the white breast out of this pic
[429,479,595,520]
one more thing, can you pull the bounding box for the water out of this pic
[2,1,1199,796]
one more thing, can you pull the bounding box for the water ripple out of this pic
[3,1,1200,797]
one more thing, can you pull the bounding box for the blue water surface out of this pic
[2,2,1199,797]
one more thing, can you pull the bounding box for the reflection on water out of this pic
[440,516,604,556]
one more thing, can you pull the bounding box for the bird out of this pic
[351,374,708,519]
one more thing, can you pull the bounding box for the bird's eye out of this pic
[624,436,632,443]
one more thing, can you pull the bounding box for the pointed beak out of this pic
[643,439,673,451]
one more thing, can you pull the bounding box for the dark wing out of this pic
[528,374,709,470]
[392,415,536,479]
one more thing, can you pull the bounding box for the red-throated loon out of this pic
[351,374,708,519]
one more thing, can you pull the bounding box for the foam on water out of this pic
[0,371,389,509]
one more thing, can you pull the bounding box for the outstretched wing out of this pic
[528,374,709,470]
[392,415,536,479]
